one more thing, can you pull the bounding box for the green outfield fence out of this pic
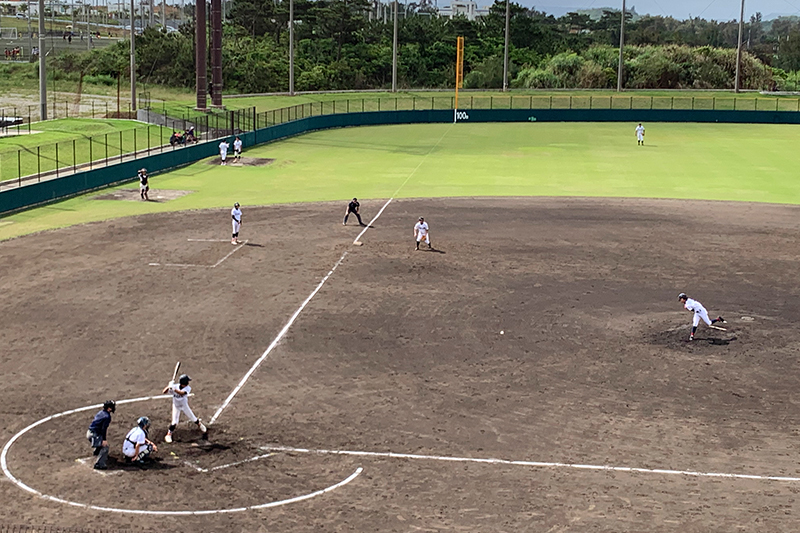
[4,94,800,214]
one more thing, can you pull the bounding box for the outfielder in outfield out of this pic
[678,293,725,341]
[162,374,207,443]
[231,202,242,245]
[122,416,157,464]
[635,123,645,146]
[414,216,431,251]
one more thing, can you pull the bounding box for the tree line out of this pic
[42,2,800,92]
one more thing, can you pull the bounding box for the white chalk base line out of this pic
[260,445,800,483]
[149,239,249,268]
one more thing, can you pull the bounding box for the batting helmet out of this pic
[234,202,240,208]
[103,400,116,413]
[678,292,687,300]
[179,374,191,386]
[137,416,150,428]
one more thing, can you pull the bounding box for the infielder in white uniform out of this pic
[231,202,242,245]
[122,416,157,464]
[414,216,431,251]
[219,140,230,165]
[635,123,645,145]
[233,136,243,161]
[678,293,725,341]
[162,374,207,443]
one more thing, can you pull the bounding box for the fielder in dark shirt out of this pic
[343,198,365,226]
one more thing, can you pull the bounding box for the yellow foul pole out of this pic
[455,36,464,123]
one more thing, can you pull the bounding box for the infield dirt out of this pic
[2,197,800,532]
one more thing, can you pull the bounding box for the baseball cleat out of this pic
[198,420,207,433]
[164,433,173,443]
[688,335,694,341]
[717,316,726,323]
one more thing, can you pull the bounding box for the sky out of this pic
[524,1,800,21]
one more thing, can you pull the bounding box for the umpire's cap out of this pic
[103,400,116,413]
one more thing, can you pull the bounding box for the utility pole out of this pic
[160,0,165,27]
[195,0,207,109]
[289,0,294,95]
[87,0,91,50]
[38,0,47,120]
[502,0,510,91]
[130,0,136,111]
[616,0,625,92]
[735,0,745,93]
[391,0,398,92]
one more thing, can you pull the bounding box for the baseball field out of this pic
[2,121,800,532]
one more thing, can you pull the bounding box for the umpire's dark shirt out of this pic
[88,410,112,440]
[348,201,359,212]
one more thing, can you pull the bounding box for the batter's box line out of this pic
[259,445,800,483]
[149,239,249,268]
[183,452,274,473]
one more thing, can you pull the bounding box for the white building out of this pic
[438,1,489,21]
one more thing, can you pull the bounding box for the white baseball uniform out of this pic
[122,427,150,459]
[233,139,243,156]
[414,221,430,244]
[167,383,199,426]
[219,141,229,162]
[635,124,645,141]
[231,207,242,235]
[684,297,712,327]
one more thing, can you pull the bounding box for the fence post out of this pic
[734,97,736,111]
[147,127,150,155]
[590,96,592,109]
[529,96,532,108]
[509,95,513,109]
[570,96,573,110]
[55,143,59,177]
[18,150,21,184]
[66,100,69,118]
[755,98,758,111]
[160,125,163,152]
[609,96,612,109]
[490,96,493,110]
[670,96,673,110]
[712,97,715,110]
[119,131,123,163]
[73,139,76,173]
[550,96,553,109]
[431,96,434,110]
[92,101,95,118]
[134,129,137,158]
[413,97,416,111]
[333,101,336,114]
[691,96,694,110]
[37,145,41,181]
[776,99,779,112]
[379,99,381,112]
[629,96,632,110]
[395,98,398,111]
[347,99,350,113]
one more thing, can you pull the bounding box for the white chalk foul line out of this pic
[260,445,800,483]
[209,250,350,425]
[1,396,362,515]
[184,452,274,473]
[149,240,248,268]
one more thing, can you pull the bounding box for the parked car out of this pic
[16,13,28,19]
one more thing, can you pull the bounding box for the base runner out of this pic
[231,202,242,245]
[678,292,725,341]
[162,374,207,443]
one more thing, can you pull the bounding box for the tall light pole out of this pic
[734,0,745,93]
[38,0,47,120]
[502,0,510,91]
[391,0,398,92]
[130,0,136,111]
[616,0,625,92]
[289,0,294,95]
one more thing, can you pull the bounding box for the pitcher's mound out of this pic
[208,157,275,167]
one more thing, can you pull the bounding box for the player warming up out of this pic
[635,123,645,146]
[414,216,431,251]
[343,198,365,226]
[138,168,149,200]
[233,136,243,161]
[231,202,243,244]
[678,293,725,341]
[162,374,207,443]
[86,400,115,470]
[219,140,230,165]
[122,416,157,464]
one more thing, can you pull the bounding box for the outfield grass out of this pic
[0,118,167,181]
[2,121,799,240]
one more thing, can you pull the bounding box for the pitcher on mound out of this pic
[162,374,207,442]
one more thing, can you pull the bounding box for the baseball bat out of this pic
[170,361,181,384]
